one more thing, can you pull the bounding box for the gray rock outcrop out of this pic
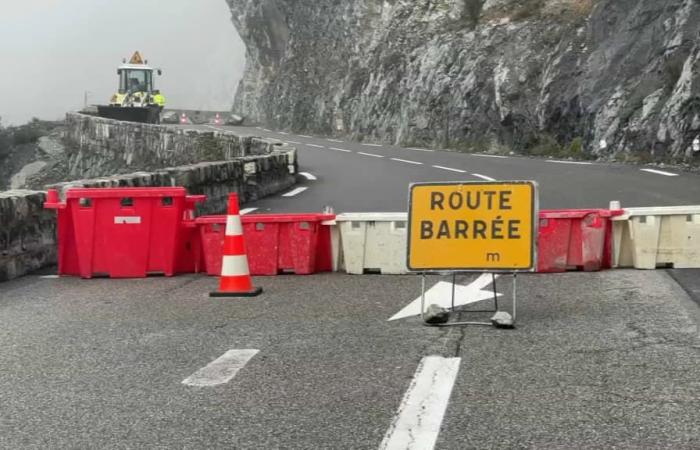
[226,0,700,164]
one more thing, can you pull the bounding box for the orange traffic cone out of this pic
[180,113,188,124]
[210,193,262,298]
[214,113,222,126]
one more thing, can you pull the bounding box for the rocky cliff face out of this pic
[226,0,700,163]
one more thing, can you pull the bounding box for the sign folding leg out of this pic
[420,272,518,328]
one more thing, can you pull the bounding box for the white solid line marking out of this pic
[389,273,500,321]
[547,160,594,166]
[298,134,312,138]
[474,154,508,159]
[391,158,423,165]
[433,165,466,173]
[282,187,309,197]
[407,147,435,152]
[327,139,344,143]
[300,172,317,181]
[379,356,461,450]
[472,173,496,181]
[240,207,258,215]
[306,144,325,148]
[641,168,678,177]
[40,275,60,279]
[182,349,259,387]
[362,143,383,147]
[358,152,384,158]
[286,140,301,145]
[329,147,352,153]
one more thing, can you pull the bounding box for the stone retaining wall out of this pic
[64,112,277,179]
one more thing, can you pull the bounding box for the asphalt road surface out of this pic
[1,123,699,449]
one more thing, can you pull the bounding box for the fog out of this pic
[0,0,246,126]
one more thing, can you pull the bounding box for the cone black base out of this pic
[210,287,263,298]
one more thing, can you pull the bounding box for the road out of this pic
[1,123,700,449]
[186,124,700,214]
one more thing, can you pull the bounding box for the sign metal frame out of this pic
[406,180,539,273]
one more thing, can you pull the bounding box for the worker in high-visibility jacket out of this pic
[152,90,166,110]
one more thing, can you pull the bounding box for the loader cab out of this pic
[118,66,155,94]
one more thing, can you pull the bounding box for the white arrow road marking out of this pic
[640,168,678,177]
[182,349,259,387]
[300,172,317,180]
[282,187,308,197]
[389,273,500,321]
[379,356,461,450]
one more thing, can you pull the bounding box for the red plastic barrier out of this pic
[44,188,205,278]
[537,209,621,273]
[196,213,335,276]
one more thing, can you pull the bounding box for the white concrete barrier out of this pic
[335,213,409,274]
[612,206,700,269]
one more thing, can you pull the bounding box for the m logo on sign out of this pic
[407,181,538,271]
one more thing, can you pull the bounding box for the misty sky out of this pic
[0,0,246,126]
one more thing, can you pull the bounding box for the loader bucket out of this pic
[96,105,161,124]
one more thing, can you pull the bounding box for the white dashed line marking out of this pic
[472,173,496,181]
[182,349,259,387]
[641,168,678,177]
[474,154,508,159]
[432,165,466,173]
[298,135,312,138]
[255,127,263,130]
[379,356,461,450]
[329,147,352,153]
[391,158,422,165]
[39,275,60,279]
[362,143,383,147]
[306,144,325,148]
[278,131,289,135]
[547,160,594,165]
[262,128,271,132]
[327,139,344,143]
[300,172,317,181]
[285,141,301,145]
[407,147,434,152]
[358,152,384,158]
[240,208,258,215]
[282,187,309,197]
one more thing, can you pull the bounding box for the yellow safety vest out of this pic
[153,94,166,107]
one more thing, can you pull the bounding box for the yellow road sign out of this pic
[407,181,538,271]
[129,51,144,65]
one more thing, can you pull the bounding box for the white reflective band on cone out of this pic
[225,215,244,236]
[221,255,250,277]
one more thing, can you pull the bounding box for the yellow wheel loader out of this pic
[97,51,164,124]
